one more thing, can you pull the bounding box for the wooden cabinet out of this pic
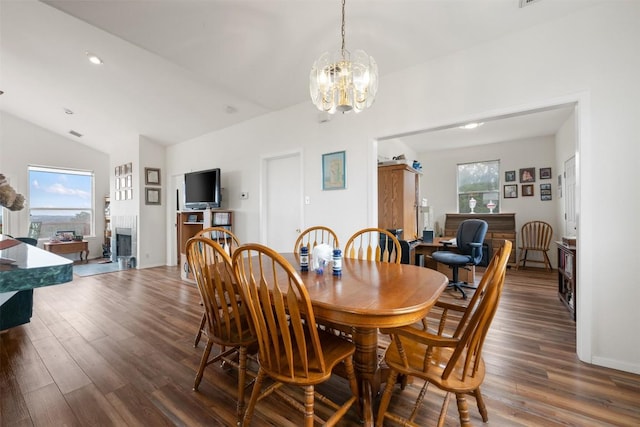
[557,242,576,320]
[444,213,516,265]
[378,164,421,241]
[177,209,233,281]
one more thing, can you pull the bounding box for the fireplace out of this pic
[110,215,137,263]
[115,228,132,257]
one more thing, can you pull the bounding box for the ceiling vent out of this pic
[519,0,542,7]
[69,130,83,137]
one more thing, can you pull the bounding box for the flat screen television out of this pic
[184,168,221,209]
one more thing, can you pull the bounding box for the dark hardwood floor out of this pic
[2,265,639,426]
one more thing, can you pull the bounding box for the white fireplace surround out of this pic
[111,215,137,262]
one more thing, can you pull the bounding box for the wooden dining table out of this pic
[279,253,448,426]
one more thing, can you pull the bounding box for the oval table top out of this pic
[280,253,448,330]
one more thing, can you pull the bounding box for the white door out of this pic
[262,152,302,252]
[564,156,577,235]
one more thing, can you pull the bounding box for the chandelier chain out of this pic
[341,0,346,57]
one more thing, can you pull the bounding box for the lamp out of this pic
[310,0,378,114]
[469,197,477,213]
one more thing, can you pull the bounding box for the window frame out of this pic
[28,165,96,239]
[456,159,501,214]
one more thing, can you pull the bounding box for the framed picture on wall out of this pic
[504,184,518,198]
[505,170,516,182]
[522,184,534,196]
[322,150,346,190]
[540,183,552,201]
[519,167,536,183]
[145,167,161,185]
[540,167,552,180]
[145,187,161,205]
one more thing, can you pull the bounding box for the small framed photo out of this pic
[187,214,198,222]
[519,167,536,183]
[145,187,161,205]
[522,184,534,197]
[504,184,518,198]
[322,150,346,190]
[115,166,121,177]
[505,170,516,182]
[540,167,552,180]
[540,183,552,201]
[145,167,161,185]
[124,162,132,175]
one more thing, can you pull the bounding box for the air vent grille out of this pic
[69,130,83,137]
[519,0,541,7]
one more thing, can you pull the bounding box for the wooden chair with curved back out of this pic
[293,225,339,255]
[193,227,241,347]
[516,220,553,271]
[232,243,360,427]
[186,237,257,422]
[376,240,512,427]
[344,227,402,264]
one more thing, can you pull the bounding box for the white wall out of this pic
[138,136,166,268]
[555,110,576,238]
[413,136,559,267]
[166,3,640,374]
[0,112,109,258]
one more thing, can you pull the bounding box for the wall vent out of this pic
[69,130,83,137]
[519,0,541,8]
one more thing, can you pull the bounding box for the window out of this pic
[28,166,94,238]
[457,160,500,213]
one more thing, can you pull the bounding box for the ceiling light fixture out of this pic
[309,0,378,114]
[86,52,104,65]
[459,122,484,130]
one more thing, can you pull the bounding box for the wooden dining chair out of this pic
[186,237,257,421]
[344,227,402,264]
[376,241,512,427]
[516,220,553,271]
[231,243,360,427]
[293,225,339,255]
[193,227,241,347]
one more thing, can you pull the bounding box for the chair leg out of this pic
[194,311,206,347]
[376,370,398,426]
[455,392,472,426]
[193,340,213,390]
[242,369,265,427]
[236,346,248,420]
[436,392,451,427]
[473,388,488,422]
[543,251,552,271]
[303,385,314,427]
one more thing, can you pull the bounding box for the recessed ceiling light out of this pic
[86,51,103,65]
[225,105,237,114]
[459,122,484,130]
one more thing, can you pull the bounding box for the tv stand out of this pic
[176,208,233,282]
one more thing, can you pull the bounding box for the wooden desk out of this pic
[414,238,475,283]
[44,240,89,262]
[280,253,448,426]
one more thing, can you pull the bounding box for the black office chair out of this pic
[432,219,488,299]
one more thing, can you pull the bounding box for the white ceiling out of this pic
[0,0,600,154]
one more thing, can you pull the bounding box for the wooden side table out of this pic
[44,240,89,262]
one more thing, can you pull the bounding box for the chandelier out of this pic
[309,0,378,114]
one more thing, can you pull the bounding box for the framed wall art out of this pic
[145,187,161,205]
[504,184,518,198]
[519,167,536,183]
[505,170,516,182]
[540,183,552,201]
[145,167,161,185]
[540,167,552,180]
[522,184,534,197]
[322,150,346,190]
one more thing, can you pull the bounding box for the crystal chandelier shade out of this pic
[310,0,378,114]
